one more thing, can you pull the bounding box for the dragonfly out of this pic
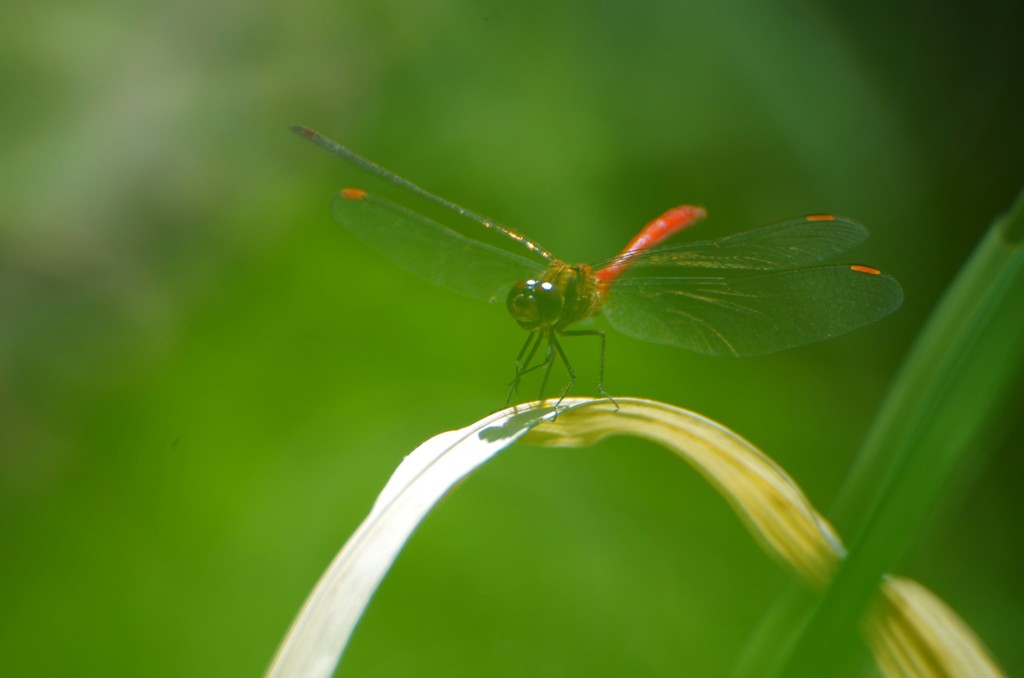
[292,126,903,404]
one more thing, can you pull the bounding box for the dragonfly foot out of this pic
[598,388,620,411]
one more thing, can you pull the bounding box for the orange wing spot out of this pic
[850,264,881,275]
[341,187,368,201]
[805,213,836,222]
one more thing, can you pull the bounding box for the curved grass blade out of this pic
[604,264,903,355]
[265,397,841,678]
[330,189,544,300]
[266,398,1003,677]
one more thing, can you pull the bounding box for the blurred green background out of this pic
[2,0,1022,675]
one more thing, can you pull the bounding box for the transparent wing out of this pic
[596,215,869,274]
[603,265,903,356]
[330,190,545,300]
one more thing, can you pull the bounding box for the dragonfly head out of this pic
[507,279,564,330]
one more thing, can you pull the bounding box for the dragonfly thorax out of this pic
[506,263,603,332]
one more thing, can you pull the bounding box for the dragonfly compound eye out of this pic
[507,279,564,330]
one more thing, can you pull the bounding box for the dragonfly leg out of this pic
[548,332,576,408]
[561,329,618,409]
[507,331,544,406]
[537,332,558,403]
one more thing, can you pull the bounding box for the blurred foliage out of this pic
[1,0,1022,676]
